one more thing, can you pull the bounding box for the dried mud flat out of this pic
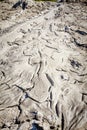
[0,1,87,130]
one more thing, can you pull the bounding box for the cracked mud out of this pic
[0,1,87,130]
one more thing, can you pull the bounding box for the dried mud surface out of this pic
[0,1,87,130]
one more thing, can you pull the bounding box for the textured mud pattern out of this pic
[0,1,87,130]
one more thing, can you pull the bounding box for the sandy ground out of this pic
[0,1,87,130]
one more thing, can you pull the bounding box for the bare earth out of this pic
[0,1,87,130]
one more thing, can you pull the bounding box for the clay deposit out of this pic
[0,1,87,130]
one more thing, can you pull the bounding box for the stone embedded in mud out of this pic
[31,123,43,130]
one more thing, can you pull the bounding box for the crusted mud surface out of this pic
[0,1,87,130]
